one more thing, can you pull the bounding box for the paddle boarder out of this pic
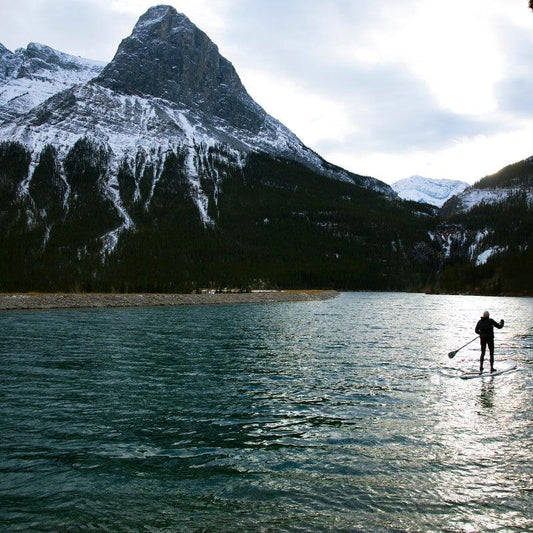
[475,311,504,374]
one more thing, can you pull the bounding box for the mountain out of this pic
[433,157,533,294]
[96,8,264,132]
[0,6,530,295]
[0,42,105,125]
[1,7,391,197]
[440,157,533,215]
[391,176,469,207]
[0,5,461,292]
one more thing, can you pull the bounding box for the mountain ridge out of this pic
[0,5,424,294]
[432,157,533,294]
[0,42,105,125]
[440,156,533,215]
[392,175,469,207]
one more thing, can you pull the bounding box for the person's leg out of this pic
[488,338,495,372]
[480,338,487,373]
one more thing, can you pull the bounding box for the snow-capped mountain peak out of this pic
[391,175,469,207]
[0,42,105,125]
[1,5,393,194]
[97,5,263,132]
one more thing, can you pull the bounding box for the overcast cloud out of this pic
[1,0,532,184]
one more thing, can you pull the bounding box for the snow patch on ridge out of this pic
[179,114,214,227]
[456,187,533,212]
[476,246,506,266]
[392,175,469,207]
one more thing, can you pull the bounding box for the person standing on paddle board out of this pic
[475,311,504,374]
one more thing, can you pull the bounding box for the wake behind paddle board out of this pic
[460,359,517,380]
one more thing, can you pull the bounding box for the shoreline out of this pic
[0,290,340,311]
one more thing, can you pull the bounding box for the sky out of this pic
[1,0,533,185]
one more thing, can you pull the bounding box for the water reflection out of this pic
[432,313,531,532]
[479,379,495,409]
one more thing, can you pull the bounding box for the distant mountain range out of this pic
[0,5,531,295]
[391,176,469,207]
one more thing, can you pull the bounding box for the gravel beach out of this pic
[0,290,339,311]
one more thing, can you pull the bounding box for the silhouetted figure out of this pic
[475,311,504,373]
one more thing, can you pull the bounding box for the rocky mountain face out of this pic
[97,6,264,132]
[392,176,469,208]
[0,6,437,292]
[1,6,391,191]
[0,6,393,236]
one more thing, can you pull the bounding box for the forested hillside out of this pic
[434,158,533,295]
[0,141,439,293]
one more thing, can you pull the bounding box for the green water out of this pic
[1,292,532,531]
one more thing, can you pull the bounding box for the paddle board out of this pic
[460,359,516,380]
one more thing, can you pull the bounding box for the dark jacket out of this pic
[475,317,503,339]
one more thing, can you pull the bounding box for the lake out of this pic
[1,292,532,532]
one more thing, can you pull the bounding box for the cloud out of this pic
[0,0,134,60]
[495,20,533,116]
[223,2,505,158]
[212,0,533,182]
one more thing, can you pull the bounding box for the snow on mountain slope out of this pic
[1,83,240,230]
[392,175,469,207]
[0,42,105,124]
[450,186,533,213]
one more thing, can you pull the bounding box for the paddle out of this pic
[448,336,478,359]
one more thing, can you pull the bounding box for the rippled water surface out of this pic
[1,292,532,532]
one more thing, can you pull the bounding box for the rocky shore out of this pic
[0,290,339,311]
